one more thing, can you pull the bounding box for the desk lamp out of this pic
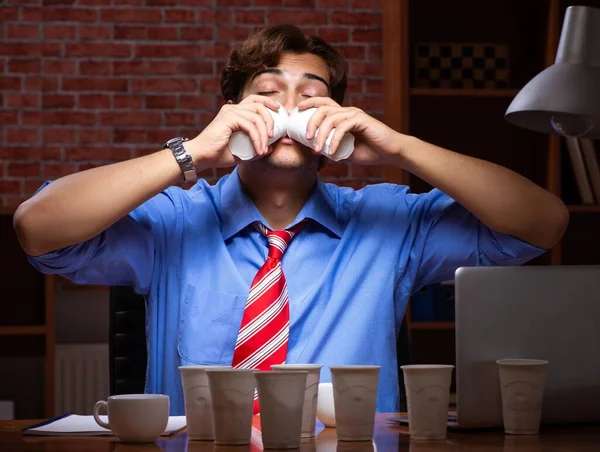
[505,5,600,138]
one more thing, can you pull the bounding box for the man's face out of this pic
[241,52,330,171]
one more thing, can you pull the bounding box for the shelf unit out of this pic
[383,0,600,336]
[0,206,55,418]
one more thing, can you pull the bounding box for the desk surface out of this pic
[1,414,600,451]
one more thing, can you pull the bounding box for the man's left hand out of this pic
[297,97,405,166]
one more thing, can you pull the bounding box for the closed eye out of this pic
[258,91,277,96]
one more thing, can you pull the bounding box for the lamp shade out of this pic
[505,5,600,138]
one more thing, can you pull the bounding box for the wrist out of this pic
[388,133,419,168]
[183,137,210,173]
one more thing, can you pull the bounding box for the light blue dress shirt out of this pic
[29,167,547,414]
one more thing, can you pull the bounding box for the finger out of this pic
[306,105,338,141]
[237,109,270,154]
[315,110,357,153]
[297,96,339,111]
[240,102,275,138]
[233,115,264,157]
[239,94,280,111]
[327,117,355,158]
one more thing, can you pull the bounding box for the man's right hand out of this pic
[185,95,281,169]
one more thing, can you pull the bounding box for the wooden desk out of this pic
[1,415,600,451]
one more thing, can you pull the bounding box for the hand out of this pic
[185,95,281,169]
[297,97,404,165]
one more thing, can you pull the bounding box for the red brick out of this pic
[214,11,231,25]
[368,44,382,61]
[164,112,196,126]
[114,25,147,40]
[197,9,215,22]
[24,111,97,126]
[350,61,382,77]
[80,25,112,40]
[77,0,110,4]
[8,59,41,74]
[43,7,98,22]
[42,164,78,178]
[6,93,39,108]
[43,128,77,143]
[317,0,348,7]
[254,0,284,5]
[347,95,382,112]
[346,77,362,94]
[131,78,196,92]
[179,0,212,4]
[0,76,22,90]
[352,29,381,43]
[115,0,143,4]
[62,78,127,91]
[65,146,132,161]
[101,8,162,23]
[199,43,231,58]
[25,76,59,91]
[234,11,265,25]
[7,129,40,145]
[336,45,366,60]
[114,129,147,144]
[113,61,145,75]
[146,129,178,143]
[45,0,79,4]
[146,95,177,109]
[78,94,111,109]
[0,181,23,195]
[65,43,132,58]
[0,111,19,125]
[285,0,315,6]
[180,26,214,41]
[317,28,350,43]
[365,79,382,93]
[179,94,213,110]
[43,60,77,74]
[9,147,63,160]
[136,44,202,59]
[79,128,111,143]
[0,7,19,21]
[351,0,381,8]
[319,161,349,178]
[268,11,327,25]
[7,163,40,177]
[44,24,77,40]
[331,12,380,26]
[100,111,162,127]
[113,94,144,109]
[165,9,197,23]
[147,26,179,41]
[218,27,257,42]
[217,0,251,5]
[7,24,40,40]
[43,94,75,108]
[177,60,214,76]
[0,43,58,57]
[79,60,112,75]
[199,77,220,92]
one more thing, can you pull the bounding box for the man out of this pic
[13,25,568,414]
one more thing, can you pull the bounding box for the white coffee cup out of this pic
[330,365,381,441]
[271,364,322,438]
[93,394,169,443]
[316,382,336,428]
[287,106,355,161]
[179,365,231,441]
[228,101,289,160]
[401,364,454,441]
[497,359,548,435]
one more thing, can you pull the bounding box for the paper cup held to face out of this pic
[228,102,289,160]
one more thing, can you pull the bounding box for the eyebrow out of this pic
[252,68,330,90]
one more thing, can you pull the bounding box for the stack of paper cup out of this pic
[228,102,289,160]
[287,106,355,161]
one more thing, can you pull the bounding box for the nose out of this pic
[281,95,297,116]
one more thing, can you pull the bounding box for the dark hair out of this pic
[221,24,348,104]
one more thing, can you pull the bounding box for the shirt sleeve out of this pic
[406,188,549,293]
[27,181,179,295]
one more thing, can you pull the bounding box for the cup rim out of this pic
[255,370,310,378]
[329,365,381,370]
[107,394,168,400]
[271,364,323,370]
[496,359,549,366]
[400,364,455,370]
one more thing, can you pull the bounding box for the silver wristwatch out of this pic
[163,137,197,182]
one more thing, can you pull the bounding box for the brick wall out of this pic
[0,0,384,207]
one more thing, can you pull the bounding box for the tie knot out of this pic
[256,221,306,260]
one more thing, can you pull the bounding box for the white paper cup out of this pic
[288,107,355,161]
[272,364,322,438]
[497,359,548,435]
[92,394,169,443]
[330,365,380,441]
[401,364,454,441]
[255,370,308,449]
[206,368,256,445]
[228,102,289,160]
[178,365,231,441]
[316,382,336,428]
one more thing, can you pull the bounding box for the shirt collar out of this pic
[220,167,341,240]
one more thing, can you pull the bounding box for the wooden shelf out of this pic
[410,88,519,97]
[568,204,600,213]
[409,321,455,331]
[0,325,47,336]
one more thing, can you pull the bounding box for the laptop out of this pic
[453,265,600,429]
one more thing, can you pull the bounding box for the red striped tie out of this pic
[232,221,306,413]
